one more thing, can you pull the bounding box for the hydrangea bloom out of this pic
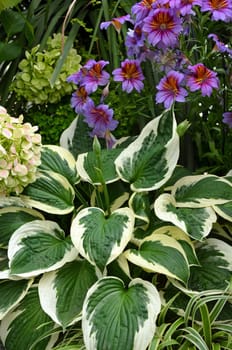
[186,63,219,96]
[0,109,41,196]
[200,0,232,22]
[83,101,118,138]
[156,70,188,108]
[142,8,183,48]
[112,59,145,93]
[222,112,232,128]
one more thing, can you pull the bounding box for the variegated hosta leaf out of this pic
[0,279,33,320]
[129,192,150,225]
[21,170,75,214]
[124,232,190,284]
[115,109,179,192]
[213,201,232,222]
[0,207,44,248]
[0,196,26,209]
[70,207,134,272]
[187,238,232,292]
[39,145,80,185]
[82,277,161,350]
[8,220,78,278]
[172,175,232,207]
[38,259,99,328]
[76,148,121,185]
[152,226,199,266]
[154,193,217,240]
[0,286,58,350]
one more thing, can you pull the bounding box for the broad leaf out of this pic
[115,109,179,192]
[38,259,99,328]
[154,193,217,240]
[82,277,161,350]
[129,192,151,225]
[76,148,121,185]
[71,207,134,272]
[213,201,232,222]
[124,233,189,284]
[124,232,190,284]
[0,207,44,248]
[188,238,232,292]
[0,9,25,36]
[0,279,33,320]
[21,170,75,214]
[172,175,232,207]
[8,220,78,278]
[0,286,58,350]
[39,145,79,185]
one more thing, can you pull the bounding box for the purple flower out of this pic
[131,0,157,22]
[70,87,92,114]
[200,0,232,22]
[83,100,118,137]
[125,25,146,58]
[156,70,188,108]
[81,60,110,94]
[143,8,183,48]
[112,59,145,93]
[178,0,203,16]
[100,14,133,33]
[67,67,88,85]
[208,33,232,57]
[222,112,232,128]
[186,63,219,97]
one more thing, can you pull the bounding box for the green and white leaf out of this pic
[0,206,44,248]
[213,201,232,222]
[124,232,190,284]
[115,109,179,192]
[154,193,217,240]
[76,148,121,185]
[151,225,199,266]
[8,220,78,278]
[21,170,75,214]
[172,175,232,207]
[0,286,58,350]
[82,277,161,350]
[0,196,26,209]
[129,192,150,224]
[38,259,99,328]
[39,145,79,185]
[71,207,134,272]
[0,279,33,320]
[188,238,232,292]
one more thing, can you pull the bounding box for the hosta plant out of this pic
[0,107,231,350]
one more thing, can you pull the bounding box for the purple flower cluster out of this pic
[67,60,118,147]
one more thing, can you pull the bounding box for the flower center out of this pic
[77,87,88,101]
[152,11,175,31]
[122,63,140,80]
[93,108,109,123]
[195,65,212,83]
[141,0,157,8]
[89,63,103,78]
[210,0,228,9]
[163,76,179,95]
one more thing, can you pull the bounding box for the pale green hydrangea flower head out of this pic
[0,107,42,196]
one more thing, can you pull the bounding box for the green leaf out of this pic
[129,192,151,225]
[124,232,190,284]
[188,238,232,292]
[154,193,217,240]
[39,145,79,185]
[76,148,121,185]
[21,170,75,214]
[38,259,99,328]
[8,220,78,277]
[178,327,210,350]
[0,286,58,350]
[71,207,134,272]
[0,41,22,62]
[0,207,44,248]
[0,9,25,36]
[172,175,232,207]
[82,277,161,350]
[0,0,22,11]
[0,279,33,320]
[115,109,179,192]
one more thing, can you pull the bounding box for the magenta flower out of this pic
[178,0,203,16]
[71,87,92,114]
[112,59,145,93]
[143,8,183,48]
[200,0,232,22]
[131,0,157,22]
[100,14,133,33]
[186,63,219,97]
[156,70,188,108]
[222,112,232,128]
[83,100,118,137]
[208,33,232,57]
[81,59,110,93]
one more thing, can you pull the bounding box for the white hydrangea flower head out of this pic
[0,107,42,196]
